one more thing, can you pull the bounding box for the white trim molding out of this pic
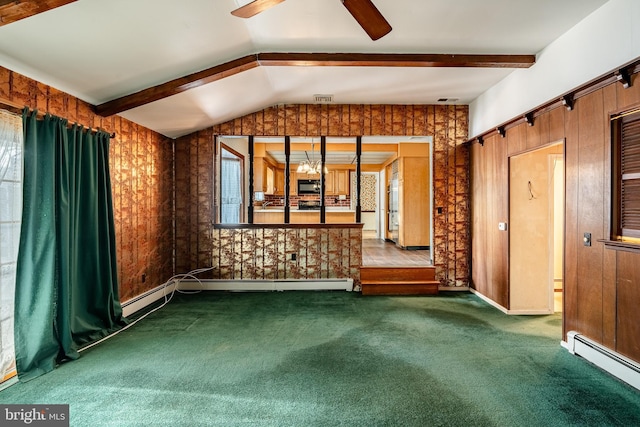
[121,278,354,317]
[177,278,354,292]
[470,288,553,315]
[121,282,177,318]
[469,289,508,314]
[564,331,640,391]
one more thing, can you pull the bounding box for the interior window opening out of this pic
[220,145,244,224]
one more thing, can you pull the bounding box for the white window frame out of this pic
[0,110,23,385]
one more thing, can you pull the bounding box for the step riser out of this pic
[360,267,436,282]
[360,266,439,296]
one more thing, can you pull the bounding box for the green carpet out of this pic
[2,291,639,426]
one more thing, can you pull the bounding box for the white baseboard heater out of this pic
[564,331,640,391]
[121,282,177,317]
[122,278,353,318]
[178,278,354,292]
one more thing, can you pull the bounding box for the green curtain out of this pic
[14,110,125,381]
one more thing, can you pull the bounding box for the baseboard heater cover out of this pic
[122,279,353,317]
[564,331,640,391]
[121,282,177,317]
[177,278,354,292]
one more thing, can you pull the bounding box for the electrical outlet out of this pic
[290,253,297,261]
[498,222,508,231]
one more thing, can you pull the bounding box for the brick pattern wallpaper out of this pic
[175,104,469,287]
[0,67,174,301]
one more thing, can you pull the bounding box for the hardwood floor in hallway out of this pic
[361,239,431,266]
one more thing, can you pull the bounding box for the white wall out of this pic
[470,0,640,137]
[361,212,377,231]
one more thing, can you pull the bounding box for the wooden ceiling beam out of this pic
[95,52,535,117]
[0,0,77,26]
[95,55,260,117]
[257,52,535,68]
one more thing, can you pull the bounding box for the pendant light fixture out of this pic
[297,140,328,175]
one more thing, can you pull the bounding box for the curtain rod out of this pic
[0,97,116,139]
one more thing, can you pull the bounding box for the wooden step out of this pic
[360,266,436,282]
[360,266,439,296]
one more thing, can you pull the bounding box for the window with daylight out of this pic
[220,145,244,224]
[612,108,640,240]
[0,110,22,384]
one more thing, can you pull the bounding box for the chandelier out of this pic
[297,141,328,175]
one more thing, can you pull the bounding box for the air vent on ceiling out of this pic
[313,94,334,103]
[437,98,459,102]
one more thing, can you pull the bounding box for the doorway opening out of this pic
[509,142,564,314]
[361,137,433,267]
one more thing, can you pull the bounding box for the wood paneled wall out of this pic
[471,73,640,363]
[0,66,174,301]
[174,104,470,287]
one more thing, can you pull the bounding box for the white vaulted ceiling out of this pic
[0,0,609,138]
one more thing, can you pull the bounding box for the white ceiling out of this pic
[0,0,609,138]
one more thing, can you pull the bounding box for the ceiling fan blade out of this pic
[231,0,285,18]
[342,0,392,40]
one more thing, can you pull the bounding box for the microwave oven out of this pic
[298,179,320,194]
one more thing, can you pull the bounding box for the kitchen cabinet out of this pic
[325,211,355,223]
[253,167,308,197]
[325,171,336,195]
[256,167,350,197]
[265,165,275,194]
[335,170,350,195]
[323,169,350,195]
[253,158,266,193]
[290,170,297,195]
[289,211,321,224]
[274,168,285,195]
[302,172,320,180]
[253,210,284,223]
[397,157,430,248]
[253,158,277,194]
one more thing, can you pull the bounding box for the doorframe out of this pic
[378,167,386,239]
[507,140,564,315]
[548,153,564,313]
